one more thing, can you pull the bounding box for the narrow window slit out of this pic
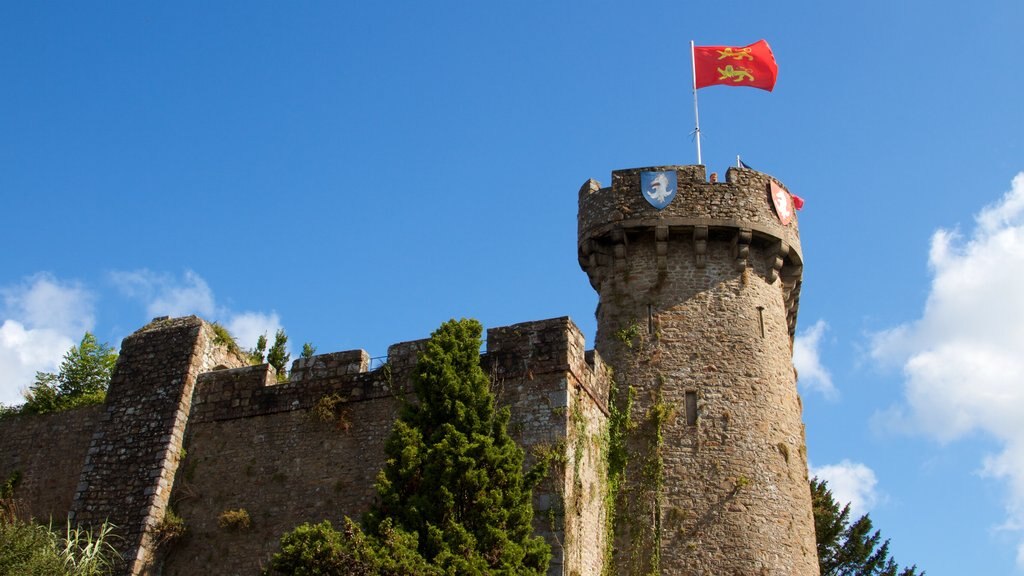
[685,391,698,426]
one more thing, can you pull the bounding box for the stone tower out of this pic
[578,165,818,574]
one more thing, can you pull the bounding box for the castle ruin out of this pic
[0,165,818,575]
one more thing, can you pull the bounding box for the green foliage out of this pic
[218,509,251,531]
[266,519,439,576]
[210,323,241,355]
[364,318,550,575]
[614,321,642,350]
[249,334,268,365]
[0,517,119,576]
[301,342,317,359]
[811,478,922,576]
[267,330,291,381]
[154,510,186,546]
[311,394,351,432]
[8,333,117,416]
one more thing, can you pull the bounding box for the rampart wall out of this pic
[0,405,102,521]
[0,315,609,576]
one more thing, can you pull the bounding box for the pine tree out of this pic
[365,318,550,575]
[268,319,551,575]
[811,478,922,576]
[267,330,290,372]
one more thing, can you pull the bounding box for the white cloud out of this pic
[110,269,215,319]
[793,319,837,399]
[871,172,1024,566]
[811,460,880,518]
[0,275,94,405]
[111,269,285,353]
[227,312,283,351]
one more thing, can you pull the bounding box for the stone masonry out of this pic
[1,316,607,576]
[578,165,817,575]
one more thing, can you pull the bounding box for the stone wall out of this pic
[69,316,248,574]
[0,313,609,576]
[485,318,609,576]
[0,405,102,521]
[161,368,401,575]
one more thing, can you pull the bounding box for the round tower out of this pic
[578,165,818,575]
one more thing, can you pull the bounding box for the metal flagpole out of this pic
[690,40,702,165]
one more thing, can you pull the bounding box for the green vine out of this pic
[614,321,642,350]
[604,375,634,575]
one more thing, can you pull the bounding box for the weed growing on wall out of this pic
[210,323,241,355]
[217,509,251,531]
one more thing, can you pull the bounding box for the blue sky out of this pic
[2,2,1023,572]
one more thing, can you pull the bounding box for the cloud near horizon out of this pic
[871,172,1024,566]
[0,275,95,405]
[793,319,837,400]
[811,459,880,518]
[110,269,283,352]
[0,270,286,406]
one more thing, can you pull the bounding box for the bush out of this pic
[266,519,438,576]
[153,510,186,546]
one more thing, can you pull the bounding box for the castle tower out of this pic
[578,165,818,575]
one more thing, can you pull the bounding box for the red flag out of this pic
[791,194,805,210]
[693,40,778,91]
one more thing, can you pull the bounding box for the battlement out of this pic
[578,165,804,338]
[578,165,802,258]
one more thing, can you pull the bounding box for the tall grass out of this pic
[0,508,120,576]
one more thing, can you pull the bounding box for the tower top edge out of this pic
[577,165,801,252]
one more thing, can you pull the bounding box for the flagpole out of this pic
[690,40,702,165]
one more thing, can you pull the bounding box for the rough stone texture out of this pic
[161,372,400,576]
[68,316,248,575]
[579,165,818,575]
[0,405,102,521]
[485,318,609,576]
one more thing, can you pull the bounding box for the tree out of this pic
[267,329,290,376]
[301,342,316,359]
[19,333,117,415]
[268,319,550,575]
[366,318,549,575]
[811,477,922,576]
[249,334,268,365]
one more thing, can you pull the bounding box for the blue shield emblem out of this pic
[641,171,676,210]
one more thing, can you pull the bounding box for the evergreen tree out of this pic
[249,334,268,365]
[365,318,550,575]
[301,342,316,359]
[811,478,922,576]
[267,319,550,575]
[267,329,290,376]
